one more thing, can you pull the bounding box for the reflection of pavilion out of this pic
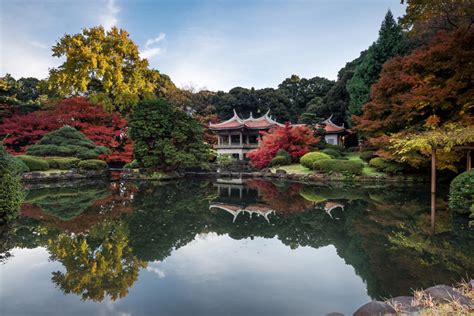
[209,203,275,223]
[323,202,344,219]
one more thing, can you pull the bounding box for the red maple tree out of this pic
[0,97,132,163]
[246,123,320,168]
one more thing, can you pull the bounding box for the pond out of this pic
[1,178,473,316]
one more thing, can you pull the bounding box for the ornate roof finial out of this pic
[264,109,271,117]
[233,108,238,117]
[249,111,253,119]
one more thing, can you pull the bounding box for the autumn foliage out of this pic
[353,29,474,163]
[247,123,320,168]
[0,97,132,163]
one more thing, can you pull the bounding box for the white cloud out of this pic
[28,41,48,49]
[100,0,120,30]
[0,33,59,79]
[146,261,166,278]
[140,32,166,60]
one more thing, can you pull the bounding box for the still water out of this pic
[1,178,473,316]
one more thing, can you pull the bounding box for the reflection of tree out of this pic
[24,184,110,220]
[8,179,474,302]
[21,182,136,233]
[48,220,146,302]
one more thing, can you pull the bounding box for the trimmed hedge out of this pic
[124,160,140,169]
[17,155,49,171]
[27,125,109,159]
[270,156,289,167]
[276,149,291,160]
[300,152,332,169]
[312,159,364,175]
[44,157,81,169]
[324,144,345,152]
[369,157,405,174]
[449,169,474,214]
[8,156,30,174]
[322,148,342,158]
[78,159,108,170]
[360,151,376,162]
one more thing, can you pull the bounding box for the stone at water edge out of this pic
[469,280,474,290]
[353,301,396,316]
[387,296,415,309]
[424,284,473,307]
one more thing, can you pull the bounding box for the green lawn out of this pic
[345,153,385,177]
[271,164,312,174]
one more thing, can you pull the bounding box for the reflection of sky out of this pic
[0,234,369,316]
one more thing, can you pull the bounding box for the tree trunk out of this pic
[431,147,436,194]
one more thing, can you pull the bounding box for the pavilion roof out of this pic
[316,114,347,134]
[209,109,284,130]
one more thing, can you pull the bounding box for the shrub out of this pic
[300,152,332,169]
[78,159,108,170]
[360,151,376,162]
[123,160,140,169]
[27,125,109,159]
[0,143,24,222]
[449,169,474,214]
[312,159,364,175]
[17,155,49,171]
[44,157,81,169]
[275,149,292,160]
[8,156,30,174]
[322,148,342,158]
[270,156,290,167]
[369,157,405,174]
[216,154,237,167]
[0,172,24,222]
[324,144,345,152]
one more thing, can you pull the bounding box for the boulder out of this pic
[469,280,474,290]
[424,284,473,307]
[353,301,396,316]
[275,169,287,177]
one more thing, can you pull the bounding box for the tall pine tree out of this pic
[345,10,408,125]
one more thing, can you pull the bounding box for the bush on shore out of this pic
[270,149,292,166]
[322,148,342,158]
[0,142,24,222]
[360,151,376,162]
[312,159,364,176]
[16,155,49,171]
[449,169,474,214]
[78,159,108,170]
[44,157,81,169]
[300,152,332,169]
[369,157,405,174]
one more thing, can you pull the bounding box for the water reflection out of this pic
[1,178,473,313]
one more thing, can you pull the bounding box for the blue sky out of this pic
[0,0,406,91]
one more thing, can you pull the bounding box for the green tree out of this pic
[48,26,156,112]
[129,99,211,170]
[278,75,334,121]
[27,125,109,159]
[346,10,408,125]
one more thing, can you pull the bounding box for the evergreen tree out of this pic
[346,10,408,125]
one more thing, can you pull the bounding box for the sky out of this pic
[0,0,406,92]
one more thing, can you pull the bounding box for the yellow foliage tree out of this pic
[48,26,159,112]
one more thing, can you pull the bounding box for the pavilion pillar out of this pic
[467,150,472,170]
[431,147,436,194]
[239,133,243,146]
[228,134,231,146]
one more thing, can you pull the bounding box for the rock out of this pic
[387,296,415,309]
[275,169,287,177]
[424,284,473,307]
[469,280,474,290]
[353,301,396,316]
